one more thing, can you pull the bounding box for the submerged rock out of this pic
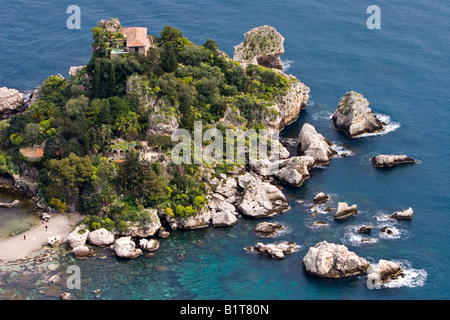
[245,241,299,259]
[334,202,358,220]
[332,91,384,137]
[389,207,414,220]
[302,241,369,278]
[298,123,337,165]
[372,155,417,167]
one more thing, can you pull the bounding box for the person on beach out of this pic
[24,235,26,240]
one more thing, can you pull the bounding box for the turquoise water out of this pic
[0,0,449,299]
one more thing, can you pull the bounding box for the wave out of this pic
[342,231,379,246]
[311,111,333,121]
[282,59,294,71]
[355,113,401,138]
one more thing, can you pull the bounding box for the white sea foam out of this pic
[382,260,428,289]
[342,231,379,246]
[355,113,401,138]
[311,111,333,121]
[331,142,355,158]
[281,59,294,71]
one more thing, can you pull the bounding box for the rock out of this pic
[60,292,74,300]
[88,228,115,246]
[117,209,161,237]
[147,112,179,136]
[357,225,373,233]
[139,239,160,252]
[254,222,286,238]
[208,193,238,227]
[334,202,358,220]
[113,237,143,259]
[238,175,290,218]
[302,241,370,278]
[72,245,90,259]
[298,124,337,165]
[66,225,90,249]
[0,87,24,114]
[273,156,315,187]
[372,155,417,167]
[313,192,329,204]
[332,91,384,137]
[380,226,396,237]
[39,212,51,222]
[245,241,299,259]
[166,206,212,230]
[158,227,170,238]
[389,207,413,220]
[368,259,403,283]
[233,25,285,70]
[0,199,20,208]
[312,221,329,227]
[47,235,62,248]
[214,176,239,199]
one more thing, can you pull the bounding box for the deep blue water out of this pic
[1,0,449,300]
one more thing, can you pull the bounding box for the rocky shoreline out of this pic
[0,24,421,297]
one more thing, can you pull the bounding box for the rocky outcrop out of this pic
[208,193,238,227]
[389,207,413,220]
[47,236,63,248]
[298,124,337,165]
[332,91,384,137]
[313,192,329,204]
[371,155,417,167]
[117,209,161,237]
[166,206,212,230]
[233,25,285,70]
[147,112,179,136]
[88,228,115,246]
[302,241,369,278]
[263,76,310,130]
[368,259,403,283]
[334,202,358,220]
[113,237,143,259]
[254,222,286,238]
[0,87,24,114]
[237,173,290,218]
[66,225,90,249]
[273,156,315,187]
[245,241,299,259]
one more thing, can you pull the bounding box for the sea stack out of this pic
[332,91,384,137]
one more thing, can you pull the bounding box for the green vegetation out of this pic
[0,18,292,228]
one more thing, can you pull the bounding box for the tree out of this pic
[160,42,178,73]
[23,123,41,145]
[159,25,183,45]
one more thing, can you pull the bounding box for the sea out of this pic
[0,0,449,300]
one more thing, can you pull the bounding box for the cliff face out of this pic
[233,25,285,70]
[233,26,310,130]
[0,87,24,115]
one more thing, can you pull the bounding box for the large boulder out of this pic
[302,241,370,278]
[313,192,330,204]
[166,206,212,230]
[208,193,238,227]
[371,155,417,167]
[88,228,115,246]
[72,245,90,259]
[113,237,143,259]
[233,25,285,70]
[66,225,90,249]
[254,222,286,238]
[332,91,384,137]
[334,202,358,220]
[139,239,160,252]
[0,87,24,114]
[237,174,290,218]
[273,156,315,187]
[389,207,413,220]
[117,209,161,237]
[298,123,337,165]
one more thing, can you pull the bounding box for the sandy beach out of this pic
[0,213,80,262]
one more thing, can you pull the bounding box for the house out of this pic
[122,27,154,56]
